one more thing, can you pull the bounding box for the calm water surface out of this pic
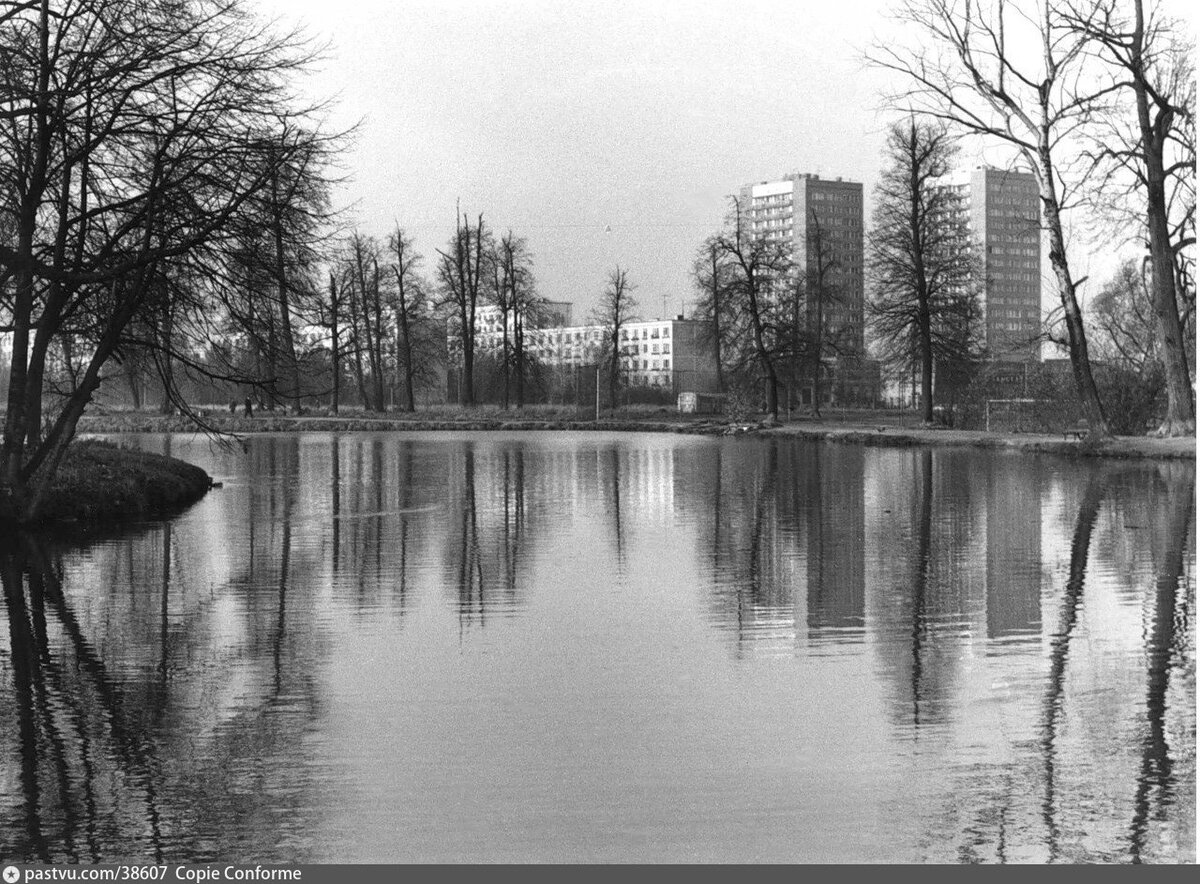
[1,432,1194,863]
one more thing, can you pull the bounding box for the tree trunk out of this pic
[747,284,778,422]
[330,276,340,414]
[607,325,619,412]
[710,247,724,393]
[3,1,53,496]
[502,304,511,411]
[126,356,145,411]
[1036,141,1111,437]
[158,296,175,414]
[395,281,416,413]
[919,309,933,424]
[3,247,36,494]
[460,302,476,407]
[908,129,935,425]
[811,287,823,420]
[370,263,386,411]
[346,274,369,410]
[1132,0,1194,436]
[272,197,302,415]
[514,312,526,409]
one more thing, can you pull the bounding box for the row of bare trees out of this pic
[309,211,547,413]
[0,4,564,525]
[871,0,1195,437]
[433,211,544,408]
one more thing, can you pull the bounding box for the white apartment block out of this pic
[455,306,719,393]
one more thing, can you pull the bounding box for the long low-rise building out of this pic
[453,307,720,394]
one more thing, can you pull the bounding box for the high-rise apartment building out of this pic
[739,173,865,358]
[940,166,1042,362]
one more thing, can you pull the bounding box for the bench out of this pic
[1063,420,1089,440]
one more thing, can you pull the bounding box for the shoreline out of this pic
[73,410,1196,461]
[0,439,214,531]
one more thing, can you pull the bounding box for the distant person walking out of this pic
[244,397,253,418]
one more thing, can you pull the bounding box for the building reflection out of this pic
[803,444,866,633]
[897,460,1196,862]
[1,434,1193,864]
[985,458,1043,639]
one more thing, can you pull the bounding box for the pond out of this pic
[1,432,1194,863]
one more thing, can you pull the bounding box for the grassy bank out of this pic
[761,420,1196,461]
[3,439,213,527]
[68,405,1196,460]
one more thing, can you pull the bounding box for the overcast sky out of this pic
[256,0,1190,321]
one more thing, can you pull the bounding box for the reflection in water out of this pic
[1129,467,1193,862]
[0,433,1194,862]
[1040,474,1104,862]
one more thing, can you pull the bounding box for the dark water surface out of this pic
[1,431,1194,863]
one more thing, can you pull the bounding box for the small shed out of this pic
[678,391,726,415]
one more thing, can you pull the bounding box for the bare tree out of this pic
[800,210,844,418]
[869,117,982,422]
[263,134,336,414]
[691,237,739,393]
[322,271,346,413]
[508,247,544,409]
[437,209,490,406]
[870,0,1113,437]
[337,232,389,412]
[485,231,534,410]
[591,266,638,412]
[1064,0,1194,435]
[711,197,794,422]
[1090,258,1159,367]
[0,0,330,522]
[388,225,437,413]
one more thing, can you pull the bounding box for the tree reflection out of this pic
[804,445,866,635]
[454,444,486,626]
[444,442,532,628]
[1,440,328,862]
[1040,474,1105,862]
[1129,466,1194,862]
[1,536,165,862]
[908,448,933,729]
[608,445,625,566]
[695,441,814,656]
[871,448,975,732]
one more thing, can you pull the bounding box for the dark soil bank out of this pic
[8,440,213,527]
